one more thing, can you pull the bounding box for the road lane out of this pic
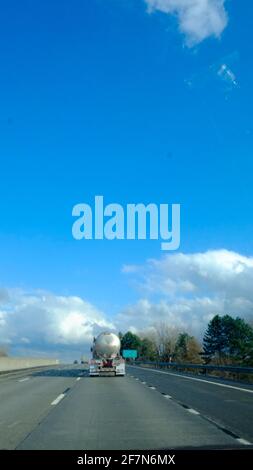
[17,372,242,450]
[0,365,86,449]
[128,366,253,442]
[1,365,251,450]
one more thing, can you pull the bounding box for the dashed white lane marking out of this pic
[51,394,65,406]
[141,381,146,384]
[18,377,29,382]
[236,438,252,446]
[131,370,253,446]
[76,377,81,381]
[187,408,200,415]
[7,421,20,428]
[131,367,253,394]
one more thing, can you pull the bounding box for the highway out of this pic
[0,364,252,450]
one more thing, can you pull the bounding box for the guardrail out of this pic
[133,360,253,380]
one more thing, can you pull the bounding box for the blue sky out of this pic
[0,1,253,359]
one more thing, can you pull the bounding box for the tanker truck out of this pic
[89,332,125,377]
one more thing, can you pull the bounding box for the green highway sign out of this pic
[122,349,138,359]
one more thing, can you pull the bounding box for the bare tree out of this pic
[149,322,180,361]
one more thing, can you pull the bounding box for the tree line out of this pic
[119,314,253,366]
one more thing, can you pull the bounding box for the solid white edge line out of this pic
[236,438,252,446]
[51,393,65,406]
[18,378,29,382]
[130,366,253,394]
[187,408,200,415]
[76,377,81,381]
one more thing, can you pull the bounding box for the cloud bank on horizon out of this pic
[144,0,229,45]
[0,290,114,357]
[121,250,253,337]
[1,249,253,358]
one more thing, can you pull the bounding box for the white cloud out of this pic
[218,63,238,86]
[20,337,30,344]
[121,250,253,338]
[145,0,228,45]
[117,297,225,338]
[121,264,140,274]
[124,250,253,298]
[0,289,114,356]
[0,288,9,303]
[0,312,6,328]
[1,250,253,356]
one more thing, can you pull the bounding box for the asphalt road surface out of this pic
[0,364,252,450]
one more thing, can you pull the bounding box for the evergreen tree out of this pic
[120,331,141,355]
[225,316,253,363]
[203,315,227,363]
[203,314,253,364]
